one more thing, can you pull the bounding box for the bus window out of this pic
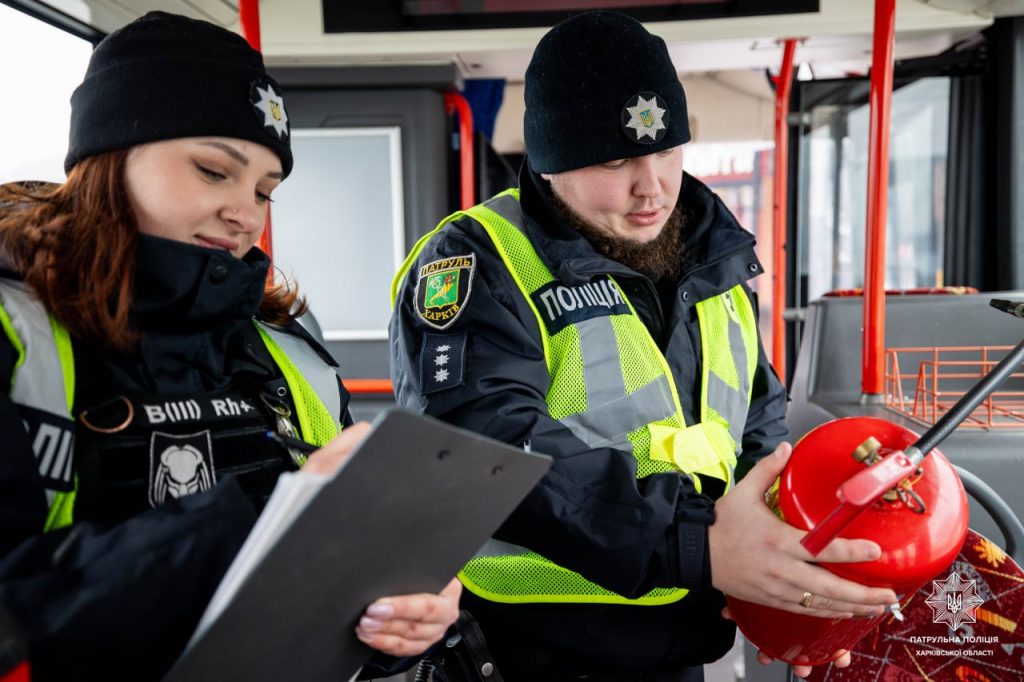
[269,128,405,341]
[684,141,775,341]
[799,77,950,302]
[0,4,92,185]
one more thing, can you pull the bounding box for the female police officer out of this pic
[0,11,457,680]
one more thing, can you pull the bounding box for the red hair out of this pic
[0,152,304,353]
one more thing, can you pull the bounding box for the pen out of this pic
[265,430,318,455]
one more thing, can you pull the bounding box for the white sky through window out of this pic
[0,4,92,184]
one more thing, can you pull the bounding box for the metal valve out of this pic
[851,436,882,464]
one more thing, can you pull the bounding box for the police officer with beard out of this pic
[390,11,897,681]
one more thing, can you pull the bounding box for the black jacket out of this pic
[390,165,789,672]
[0,235,365,680]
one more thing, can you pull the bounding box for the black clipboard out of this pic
[166,409,550,681]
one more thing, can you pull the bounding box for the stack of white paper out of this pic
[189,470,329,645]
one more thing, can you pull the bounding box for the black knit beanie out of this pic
[524,11,690,174]
[65,11,292,177]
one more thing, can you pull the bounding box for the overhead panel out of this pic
[34,0,239,33]
[322,0,820,33]
[920,0,1024,18]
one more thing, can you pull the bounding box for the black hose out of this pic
[955,464,1024,564]
[913,336,1024,456]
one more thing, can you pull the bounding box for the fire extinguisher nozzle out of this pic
[884,602,904,621]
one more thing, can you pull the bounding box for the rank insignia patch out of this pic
[621,91,669,144]
[420,333,467,395]
[415,254,475,330]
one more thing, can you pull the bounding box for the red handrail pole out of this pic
[444,93,476,210]
[239,0,261,51]
[239,0,273,259]
[771,39,797,382]
[343,379,395,394]
[861,0,897,399]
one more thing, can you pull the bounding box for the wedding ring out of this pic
[800,592,815,608]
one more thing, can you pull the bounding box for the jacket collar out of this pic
[131,234,270,332]
[517,160,761,294]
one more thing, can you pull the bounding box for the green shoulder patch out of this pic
[415,254,475,330]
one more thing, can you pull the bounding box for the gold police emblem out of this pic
[250,80,289,139]
[622,91,669,144]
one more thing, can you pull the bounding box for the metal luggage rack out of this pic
[884,345,1024,428]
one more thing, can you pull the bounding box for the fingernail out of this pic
[356,630,376,643]
[366,602,395,618]
[359,617,383,631]
[866,546,882,560]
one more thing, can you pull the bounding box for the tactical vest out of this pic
[394,189,760,605]
[0,278,342,532]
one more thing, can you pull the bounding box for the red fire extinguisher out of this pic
[0,663,29,682]
[0,604,28,682]
[727,300,1024,665]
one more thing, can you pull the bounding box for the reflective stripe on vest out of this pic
[393,189,759,605]
[0,281,76,531]
[255,322,343,449]
[0,280,341,532]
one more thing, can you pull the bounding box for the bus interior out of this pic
[3,1,1024,680]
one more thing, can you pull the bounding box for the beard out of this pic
[551,194,687,282]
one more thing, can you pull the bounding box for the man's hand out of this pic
[765,647,851,675]
[355,578,463,657]
[759,649,851,679]
[709,442,897,618]
[301,422,372,476]
[722,606,851,677]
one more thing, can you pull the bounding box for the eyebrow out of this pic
[199,141,283,180]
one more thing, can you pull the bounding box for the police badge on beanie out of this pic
[524,11,690,174]
[65,11,293,177]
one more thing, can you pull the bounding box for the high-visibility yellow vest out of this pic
[0,278,341,532]
[394,189,760,605]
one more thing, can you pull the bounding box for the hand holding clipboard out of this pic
[169,409,550,682]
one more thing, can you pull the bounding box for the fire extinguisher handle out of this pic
[800,501,864,556]
[801,451,918,556]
